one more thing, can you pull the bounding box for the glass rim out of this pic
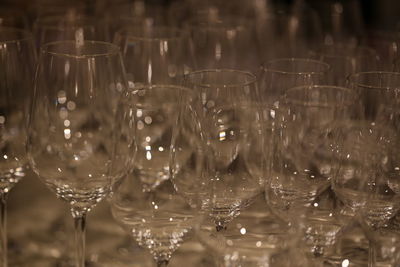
[114,26,185,41]
[40,40,120,58]
[283,84,357,107]
[184,69,257,88]
[262,58,330,75]
[347,71,400,90]
[0,27,33,44]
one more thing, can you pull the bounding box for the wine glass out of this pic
[340,71,400,266]
[111,85,197,267]
[113,26,191,89]
[27,40,128,267]
[196,207,316,267]
[260,58,330,106]
[0,27,36,267]
[172,69,264,231]
[266,85,357,221]
[310,44,380,85]
[113,25,191,189]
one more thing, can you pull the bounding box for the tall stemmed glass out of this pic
[336,71,400,266]
[111,85,197,267]
[111,25,197,267]
[113,25,191,189]
[0,27,36,267]
[27,40,128,267]
[266,85,357,224]
[172,69,264,231]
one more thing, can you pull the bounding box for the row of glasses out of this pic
[2,0,400,266]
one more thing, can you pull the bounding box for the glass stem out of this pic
[368,240,376,267]
[73,213,86,267]
[0,193,7,267]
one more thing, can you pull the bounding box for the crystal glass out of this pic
[260,58,330,105]
[196,208,317,267]
[343,71,400,266]
[111,85,197,267]
[172,69,264,231]
[113,26,191,88]
[266,85,358,221]
[310,44,380,85]
[27,40,128,267]
[0,27,36,267]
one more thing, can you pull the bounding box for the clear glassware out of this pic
[172,69,264,231]
[27,40,129,267]
[0,27,36,267]
[111,85,197,267]
[260,58,330,106]
[196,206,318,267]
[266,85,357,222]
[310,44,380,85]
[343,71,400,266]
[113,26,191,89]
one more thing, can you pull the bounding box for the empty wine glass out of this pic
[341,71,400,266]
[310,44,380,85]
[172,69,264,231]
[196,207,316,267]
[113,26,191,89]
[260,58,330,106]
[27,40,128,267]
[266,85,357,222]
[0,27,36,267]
[111,85,197,267]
